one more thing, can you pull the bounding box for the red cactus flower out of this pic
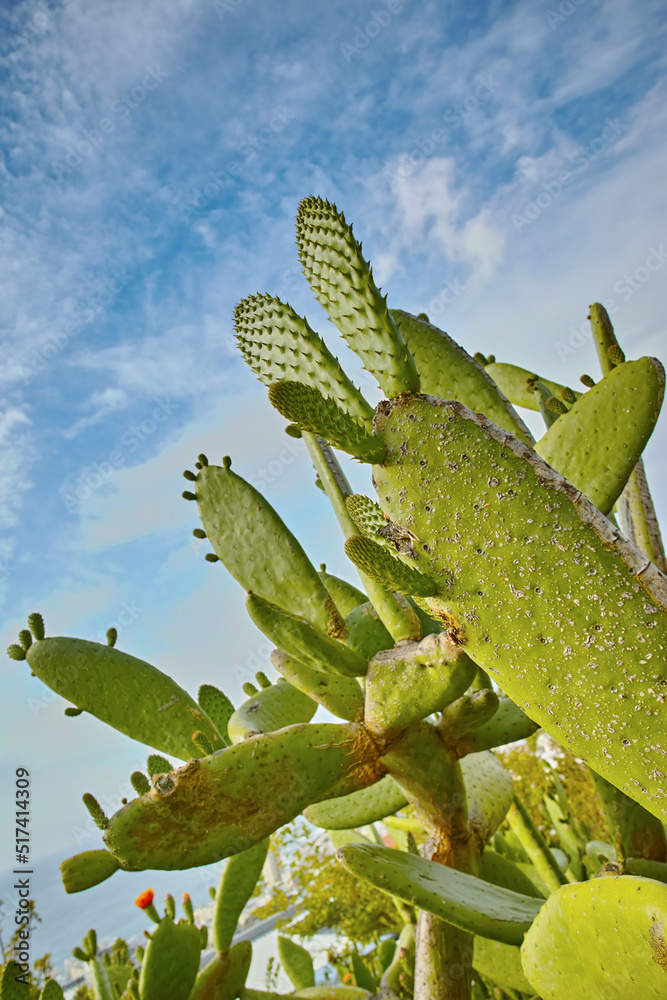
[135,888,155,910]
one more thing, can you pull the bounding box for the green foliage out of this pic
[252,821,402,944]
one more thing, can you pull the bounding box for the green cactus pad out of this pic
[198,685,235,746]
[138,915,202,1000]
[345,495,395,552]
[364,633,476,735]
[372,394,667,822]
[343,601,394,661]
[336,844,542,945]
[24,635,224,761]
[439,689,500,741]
[460,752,514,844]
[235,294,373,426]
[317,568,367,616]
[271,649,365,722]
[193,460,339,634]
[472,937,533,995]
[278,936,315,990]
[213,840,269,953]
[521,875,667,999]
[190,940,252,1000]
[104,961,133,998]
[1,961,27,1000]
[478,848,547,899]
[344,536,437,597]
[103,723,382,870]
[88,957,116,1000]
[391,310,534,445]
[305,774,408,830]
[246,593,368,678]
[38,981,65,1000]
[296,196,420,398]
[227,679,317,743]
[535,356,665,515]
[268,381,385,463]
[484,361,580,413]
[60,849,122,894]
[456,697,540,754]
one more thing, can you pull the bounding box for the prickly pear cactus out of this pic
[9,194,667,1000]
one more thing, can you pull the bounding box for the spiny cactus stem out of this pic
[506,796,569,894]
[588,302,620,376]
[18,629,32,651]
[82,793,109,830]
[27,612,45,640]
[302,431,422,643]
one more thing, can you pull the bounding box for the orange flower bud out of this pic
[135,888,155,909]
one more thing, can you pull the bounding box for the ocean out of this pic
[0,848,337,993]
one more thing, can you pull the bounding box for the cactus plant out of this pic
[8,195,667,999]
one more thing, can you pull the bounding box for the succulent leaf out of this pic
[138,915,202,1000]
[372,393,667,823]
[213,840,269,953]
[24,634,224,761]
[278,936,315,991]
[535,356,665,514]
[335,844,543,946]
[521,876,667,999]
[392,309,534,445]
[271,648,365,722]
[483,362,581,413]
[296,196,420,397]
[246,592,368,678]
[364,632,476,735]
[227,677,317,743]
[305,774,408,830]
[60,850,121,894]
[344,536,437,597]
[268,381,385,463]
[234,293,373,425]
[192,459,341,634]
[102,723,382,871]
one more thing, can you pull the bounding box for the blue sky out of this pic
[1,0,666,913]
